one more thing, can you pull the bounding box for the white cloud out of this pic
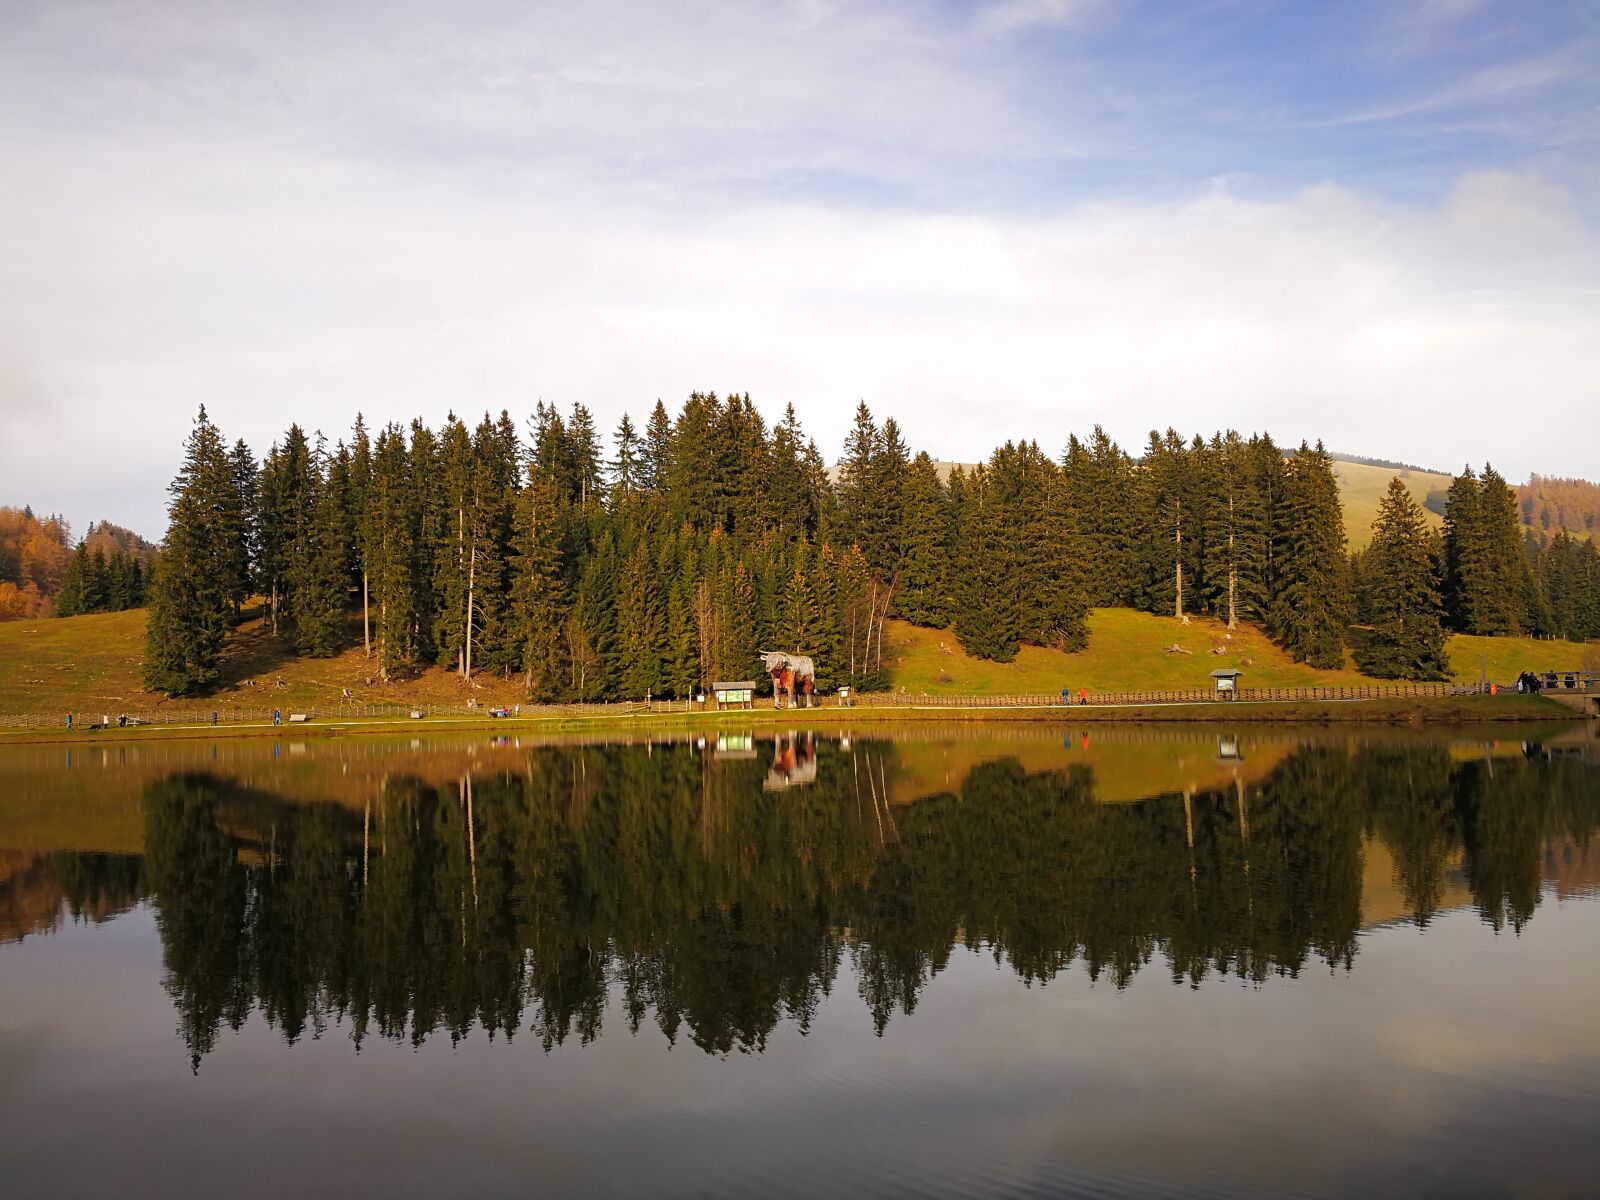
[0,2,1596,539]
[3,147,1597,539]
[976,0,1099,37]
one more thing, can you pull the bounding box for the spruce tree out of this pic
[1271,442,1349,668]
[609,413,642,497]
[85,547,109,613]
[1440,467,1480,631]
[512,475,569,700]
[642,400,674,495]
[224,438,259,613]
[349,414,375,657]
[617,539,666,698]
[1200,431,1266,629]
[1356,478,1449,679]
[895,452,952,627]
[369,423,419,678]
[836,402,884,569]
[55,543,90,616]
[951,465,1021,661]
[143,407,233,695]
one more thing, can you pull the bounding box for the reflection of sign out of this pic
[715,734,756,759]
[765,733,818,790]
[1217,737,1242,762]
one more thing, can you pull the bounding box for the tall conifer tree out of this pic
[1356,478,1449,679]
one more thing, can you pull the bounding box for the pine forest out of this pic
[140,398,1600,698]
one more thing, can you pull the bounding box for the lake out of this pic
[2,724,1597,1198]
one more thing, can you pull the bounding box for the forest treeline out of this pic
[1519,475,1600,540]
[142,399,1599,697]
[20,739,1594,1062]
[0,509,154,621]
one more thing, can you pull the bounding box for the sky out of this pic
[1,0,1597,540]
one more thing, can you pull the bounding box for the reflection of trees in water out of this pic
[0,851,144,944]
[127,741,1600,1067]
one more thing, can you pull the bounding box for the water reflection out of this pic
[3,731,1598,1071]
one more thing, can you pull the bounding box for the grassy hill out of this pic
[0,608,531,716]
[0,606,1592,716]
[884,610,1594,697]
[1330,458,1453,550]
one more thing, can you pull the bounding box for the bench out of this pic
[288,713,309,724]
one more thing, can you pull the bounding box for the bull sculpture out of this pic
[760,651,816,709]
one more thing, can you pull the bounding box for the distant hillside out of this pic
[0,509,156,621]
[82,520,158,565]
[1328,458,1453,550]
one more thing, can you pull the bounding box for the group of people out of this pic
[64,713,134,730]
[1515,672,1545,694]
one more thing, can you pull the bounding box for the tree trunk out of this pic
[464,543,476,680]
[1174,500,1186,622]
[1226,495,1237,629]
[362,571,371,657]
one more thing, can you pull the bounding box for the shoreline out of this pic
[0,694,1584,746]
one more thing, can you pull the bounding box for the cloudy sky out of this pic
[2,0,1597,538]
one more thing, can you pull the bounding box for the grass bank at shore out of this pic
[1,605,1593,727]
[0,693,1583,746]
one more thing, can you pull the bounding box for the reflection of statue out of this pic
[765,733,818,790]
[760,651,815,709]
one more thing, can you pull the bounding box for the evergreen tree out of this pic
[55,543,90,617]
[951,465,1022,661]
[609,413,642,497]
[143,407,233,695]
[224,438,259,613]
[836,402,885,570]
[1062,426,1139,607]
[349,414,375,657]
[1200,431,1266,629]
[1356,478,1449,679]
[1440,466,1480,630]
[763,403,810,536]
[85,547,110,613]
[642,400,674,494]
[293,438,350,657]
[511,475,569,700]
[617,539,666,698]
[895,453,952,627]
[369,423,419,678]
[1271,442,1349,669]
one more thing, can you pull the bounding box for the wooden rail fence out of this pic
[0,680,1553,730]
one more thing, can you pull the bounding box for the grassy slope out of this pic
[885,609,1593,696]
[1332,459,1454,550]
[0,608,531,715]
[0,606,1592,715]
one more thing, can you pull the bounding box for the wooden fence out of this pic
[853,682,1482,708]
[0,681,1533,730]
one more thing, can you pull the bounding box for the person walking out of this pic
[273,708,282,726]
[1079,688,1087,706]
[65,712,73,731]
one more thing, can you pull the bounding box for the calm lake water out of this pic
[2,724,1598,1198]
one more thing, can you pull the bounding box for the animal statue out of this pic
[760,651,816,710]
